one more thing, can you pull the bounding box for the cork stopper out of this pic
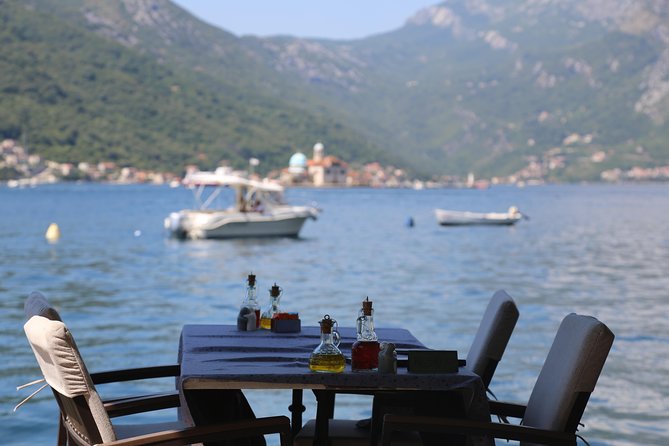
[270,283,281,297]
[362,297,373,316]
[319,314,334,333]
[247,274,256,287]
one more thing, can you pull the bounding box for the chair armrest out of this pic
[102,415,292,446]
[104,391,181,418]
[90,364,180,384]
[488,400,526,419]
[381,414,576,446]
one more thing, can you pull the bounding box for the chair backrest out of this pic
[24,315,117,445]
[523,313,614,438]
[25,291,63,321]
[466,290,519,389]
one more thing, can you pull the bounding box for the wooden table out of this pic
[179,325,491,445]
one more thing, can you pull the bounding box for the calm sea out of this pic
[1,183,668,445]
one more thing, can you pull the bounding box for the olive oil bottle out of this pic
[309,315,345,373]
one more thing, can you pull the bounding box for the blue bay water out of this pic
[1,183,668,445]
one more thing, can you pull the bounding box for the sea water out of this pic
[1,183,668,445]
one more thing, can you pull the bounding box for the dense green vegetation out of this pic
[3,0,669,180]
[316,17,669,179]
[0,1,384,174]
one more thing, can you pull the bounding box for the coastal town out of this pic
[2,138,668,189]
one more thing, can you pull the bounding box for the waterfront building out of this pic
[307,142,348,186]
[281,143,349,186]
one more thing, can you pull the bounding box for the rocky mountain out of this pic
[8,0,669,180]
[251,0,669,179]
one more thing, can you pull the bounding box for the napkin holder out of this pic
[406,350,459,373]
[270,313,301,333]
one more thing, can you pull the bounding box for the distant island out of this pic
[2,138,668,189]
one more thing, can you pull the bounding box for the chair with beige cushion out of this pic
[25,292,185,445]
[23,296,291,446]
[25,292,180,394]
[294,290,519,446]
[380,313,615,446]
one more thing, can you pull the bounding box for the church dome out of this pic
[289,152,307,167]
[289,152,307,174]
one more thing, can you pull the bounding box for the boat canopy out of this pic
[182,168,286,211]
[183,168,284,193]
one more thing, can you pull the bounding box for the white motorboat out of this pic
[435,206,524,226]
[165,168,319,239]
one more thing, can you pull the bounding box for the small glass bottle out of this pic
[260,283,282,329]
[309,315,345,373]
[240,273,260,329]
[351,297,380,371]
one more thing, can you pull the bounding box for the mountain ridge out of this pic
[5,0,669,181]
[235,0,669,179]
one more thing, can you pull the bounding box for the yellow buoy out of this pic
[45,223,61,242]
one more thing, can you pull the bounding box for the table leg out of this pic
[313,390,336,446]
[290,389,306,438]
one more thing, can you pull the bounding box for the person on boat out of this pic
[251,199,265,213]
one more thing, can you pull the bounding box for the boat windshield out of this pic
[191,184,235,210]
[240,188,285,212]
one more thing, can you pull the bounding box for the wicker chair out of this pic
[23,293,291,446]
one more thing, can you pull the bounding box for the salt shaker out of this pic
[378,342,397,374]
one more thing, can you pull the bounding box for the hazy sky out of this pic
[171,1,438,40]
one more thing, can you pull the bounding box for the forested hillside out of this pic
[251,1,669,179]
[0,1,384,174]
[4,0,669,180]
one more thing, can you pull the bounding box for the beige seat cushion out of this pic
[24,315,117,442]
[466,290,518,384]
[24,316,93,398]
[294,419,421,446]
[523,313,614,433]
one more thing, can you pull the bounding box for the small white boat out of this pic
[165,168,319,239]
[435,206,524,226]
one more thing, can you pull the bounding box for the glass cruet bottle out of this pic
[351,297,380,371]
[260,283,282,329]
[309,315,345,373]
[241,273,260,329]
